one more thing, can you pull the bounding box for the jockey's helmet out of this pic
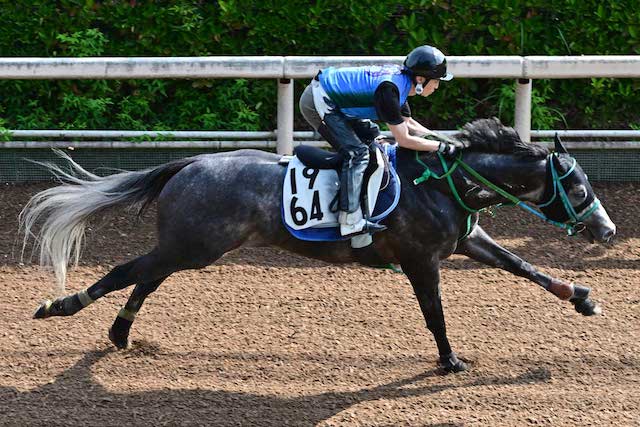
[404,45,453,82]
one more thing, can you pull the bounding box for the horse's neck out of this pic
[397,149,548,210]
[458,153,547,208]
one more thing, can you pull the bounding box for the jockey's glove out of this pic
[437,141,458,157]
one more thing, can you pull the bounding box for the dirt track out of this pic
[1,182,639,426]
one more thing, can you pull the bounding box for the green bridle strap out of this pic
[450,154,579,233]
[412,152,597,238]
[537,156,577,208]
[549,155,601,223]
[412,152,481,240]
[454,156,576,233]
[437,154,480,214]
[455,158,522,206]
[413,151,460,184]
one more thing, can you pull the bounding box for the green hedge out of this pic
[1,0,639,133]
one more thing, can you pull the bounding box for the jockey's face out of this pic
[411,77,440,97]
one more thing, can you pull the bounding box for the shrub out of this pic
[0,0,638,131]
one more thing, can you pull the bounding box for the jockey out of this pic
[299,45,458,245]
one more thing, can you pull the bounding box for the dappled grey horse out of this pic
[22,118,616,373]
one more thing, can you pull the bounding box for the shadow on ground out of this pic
[0,346,552,427]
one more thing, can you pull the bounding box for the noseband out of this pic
[537,153,601,233]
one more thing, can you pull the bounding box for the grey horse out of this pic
[22,118,616,373]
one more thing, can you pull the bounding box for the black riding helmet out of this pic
[404,45,453,83]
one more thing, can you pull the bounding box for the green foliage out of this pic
[495,83,567,129]
[56,28,107,56]
[0,0,638,131]
[0,118,12,141]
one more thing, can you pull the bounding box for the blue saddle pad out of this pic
[282,143,401,242]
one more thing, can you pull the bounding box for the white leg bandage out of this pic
[77,289,94,307]
[117,308,137,322]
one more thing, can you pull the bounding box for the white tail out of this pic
[19,150,195,294]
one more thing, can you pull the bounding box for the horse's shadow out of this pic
[0,346,551,426]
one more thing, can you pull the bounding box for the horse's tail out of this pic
[19,150,197,294]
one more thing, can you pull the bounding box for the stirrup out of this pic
[341,220,387,238]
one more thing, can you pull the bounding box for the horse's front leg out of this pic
[456,225,601,316]
[401,257,468,373]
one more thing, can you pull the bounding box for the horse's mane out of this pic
[455,117,549,159]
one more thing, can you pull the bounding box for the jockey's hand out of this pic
[437,141,458,158]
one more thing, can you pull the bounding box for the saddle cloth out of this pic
[281,142,401,241]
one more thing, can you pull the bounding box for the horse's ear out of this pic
[554,133,569,154]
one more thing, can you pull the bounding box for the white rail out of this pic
[4,130,640,150]
[6,130,278,139]
[4,140,639,150]
[0,57,285,79]
[2,55,640,153]
[10,129,640,139]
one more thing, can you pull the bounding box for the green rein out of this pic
[413,152,600,240]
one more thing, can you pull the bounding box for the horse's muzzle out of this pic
[601,226,616,243]
[581,204,616,244]
[582,223,616,244]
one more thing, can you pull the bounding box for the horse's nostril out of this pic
[603,229,615,242]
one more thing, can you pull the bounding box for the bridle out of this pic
[413,151,600,238]
[536,153,600,234]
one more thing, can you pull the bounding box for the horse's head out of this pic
[537,135,616,243]
[454,118,616,244]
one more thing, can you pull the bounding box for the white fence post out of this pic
[277,78,294,155]
[515,78,532,142]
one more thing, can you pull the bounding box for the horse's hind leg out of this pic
[33,248,173,319]
[456,225,601,315]
[108,276,168,349]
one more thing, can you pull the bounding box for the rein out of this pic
[413,151,600,239]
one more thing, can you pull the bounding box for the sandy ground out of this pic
[0,182,639,426]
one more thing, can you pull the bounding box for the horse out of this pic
[21,118,616,373]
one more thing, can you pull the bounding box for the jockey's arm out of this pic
[403,116,433,137]
[387,121,440,152]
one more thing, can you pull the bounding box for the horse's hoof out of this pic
[439,352,468,373]
[444,360,468,373]
[33,300,53,319]
[108,327,130,350]
[571,297,602,316]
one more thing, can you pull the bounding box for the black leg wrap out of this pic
[63,295,84,315]
[572,285,590,300]
[439,352,468,373]
[109,316,133,349]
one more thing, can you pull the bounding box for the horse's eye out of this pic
[571,185,587,200]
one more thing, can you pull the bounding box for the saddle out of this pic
[280,141,401,242]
